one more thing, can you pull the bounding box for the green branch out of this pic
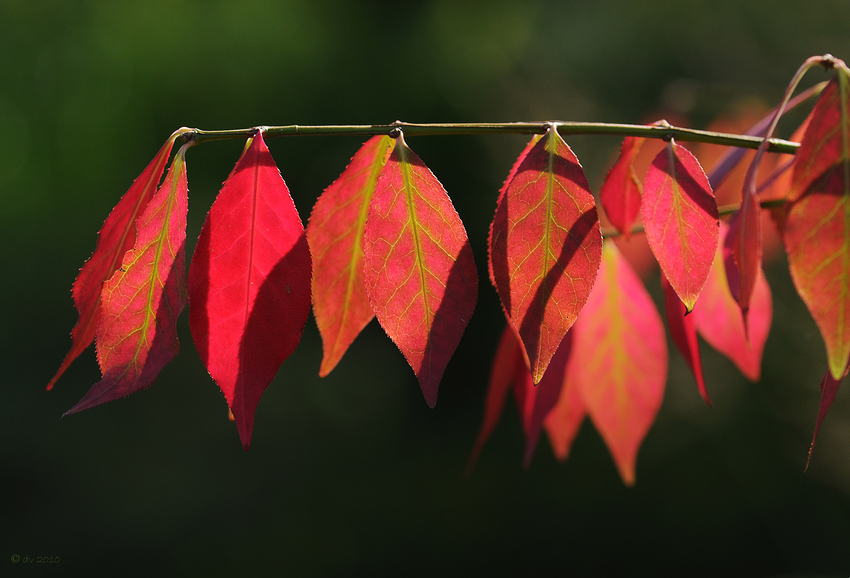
[180,121,801,154]
[601,197,787,239]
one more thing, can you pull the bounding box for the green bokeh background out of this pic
[2,1,849,575]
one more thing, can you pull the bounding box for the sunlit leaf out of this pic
[600,136,645,239]
[570,243,667,485]
[783,72,850,379]
[48,128,189,390]
[188,132,312,450]
[643,141,718,312]
[489,127,602,382]
[65,144,191,415]
[307,136,395,376]
[364,133,478,407]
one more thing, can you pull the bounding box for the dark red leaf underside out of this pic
[600,136,645,239]
[662,272,710,406]
[783,72,850,380]
[465,324,526,475]
[189,132,312,450]
[724,185,761,333]
[48,128,188,390]
[489,127,602,383]
[307,136,395,376]
[65,145,191,415]
[807,366,846,469]
[643,141,719,312]
[364,135,478,408]
[514,331,571,468]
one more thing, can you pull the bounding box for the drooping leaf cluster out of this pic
[48,57,850,481]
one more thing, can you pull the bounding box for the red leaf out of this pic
[543,367,585,462]
[489,127,602,382]
[307,136,395,376]
[806,366,846,470]
[188,132,312,450]
[514,331,571,468]
[600,136,645,239]
[488,134,541,298]
[643,141,719,312]
[723,186,761,332]
[64,144,191,416]
[662,272,710,405]
[570,243,667,486]
[694,223,772,381]
[465,324,526,475]
[48,128,188,390]
[363,134,478,408]
[783,72,850,379]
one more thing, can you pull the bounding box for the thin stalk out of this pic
[181,121,801,154]
[601,197,787,239]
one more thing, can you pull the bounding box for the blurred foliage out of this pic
[2,0,849,575]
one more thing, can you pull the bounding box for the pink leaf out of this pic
[571,243,668,486]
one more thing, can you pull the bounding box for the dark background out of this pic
[2,1,849,575]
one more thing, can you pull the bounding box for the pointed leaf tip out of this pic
[489,128,602,383]
[48,128,188,391]
[364,135,478,407]
[66,143,191,415]
[643,141,718,312]
[189,132,312,449]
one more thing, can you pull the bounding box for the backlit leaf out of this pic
[64,144,191,415]
[570,243,667,486]
[643,141,719,312]
[489,127,602,382]
[48,128,189,390]
[189,132,312,450]
[783,72,850,379]
[363,133,478,408]
[695,223,772,381]
[600,136,645,239]
[662,272,710,405]
[307,136,394,376]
